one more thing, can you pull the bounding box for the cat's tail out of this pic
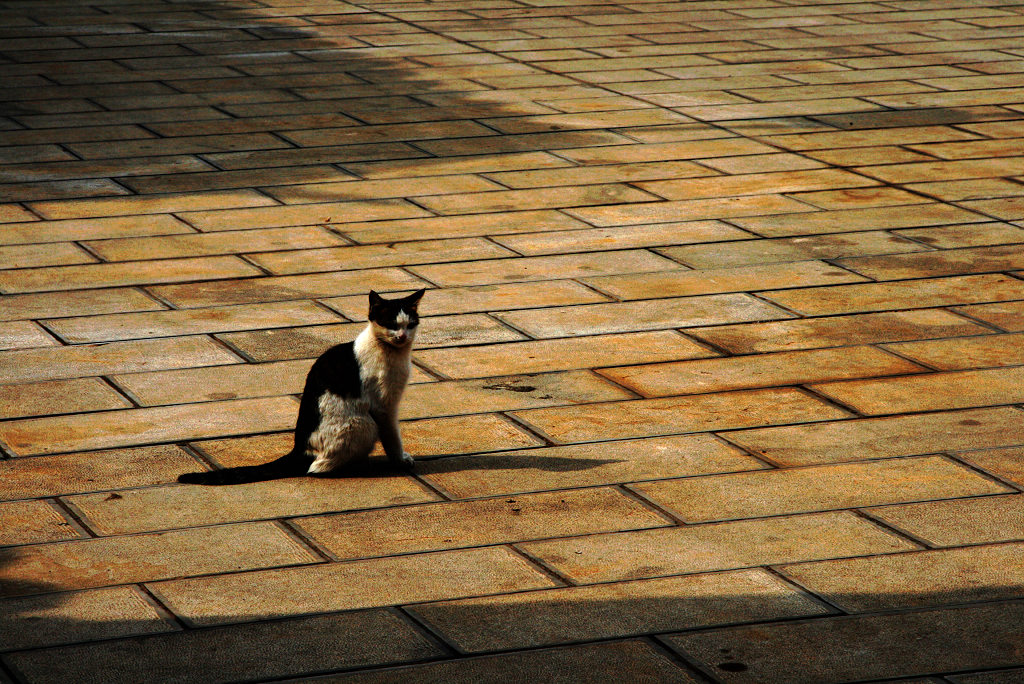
[177,451,309,486]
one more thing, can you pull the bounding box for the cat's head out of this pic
[368,289,425,349]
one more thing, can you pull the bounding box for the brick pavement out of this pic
[1,0,1024,681]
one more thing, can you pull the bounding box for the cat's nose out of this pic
[394,332,408,344]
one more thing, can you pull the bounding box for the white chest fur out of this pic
[353,326,411,413]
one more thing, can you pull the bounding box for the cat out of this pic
[178,289,425,485]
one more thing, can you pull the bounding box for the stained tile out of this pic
[667,601,1024,683]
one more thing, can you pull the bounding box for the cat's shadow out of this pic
[315,454,622,479]
[419,454,623,473]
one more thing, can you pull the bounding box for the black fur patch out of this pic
[369,289,424,329]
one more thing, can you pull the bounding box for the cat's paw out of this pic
[398,452,415,469]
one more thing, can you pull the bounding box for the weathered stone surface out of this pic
[4,610,442,684]
[413,568,828,652]
[150,547,559,626]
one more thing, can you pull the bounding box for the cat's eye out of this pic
[407,320,419,328]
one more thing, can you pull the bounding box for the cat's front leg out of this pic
[373,410,414,469]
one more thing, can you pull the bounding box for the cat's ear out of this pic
[368,290,383,307]
[404,289,425,309]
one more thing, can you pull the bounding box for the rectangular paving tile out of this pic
[0,396,298,456]
[955,300,1024,331]
[412,568,828,653]
[518,511,915,584]
[247,237,515,275]
[601,346,923,398]
[811,366,1024,415]
[554,138,776,165]
[661,231,929,268]
[636,168,877,201]
[0,256,262,294]
[67,475,437,535]
[0,377,132,419]
[666,600,1024,683]
[835,244,1024,279]
[401,370,632,420]
[263,175,502,204]
[346,150,572,179]
[885,332,1024,371]
[4,609,442,684]
[631,456,1009,523]
[320,640,700,683]
[565,194,814,227]
[150,546,559,626]
[0,521,317,598]
[496,294,792,338]
[409,249,681,287]
[781,543,1024,613]
[871,494,1024,547]
[296,488,669,560]
[761,274,1024,316]
[0,288,163,322]
[0,500,81,546]
[586,261,866,301]
[83,225,346,261]
[0,336,240,385]
[0,586,177,652]
[0,242,97,269]
[150,268,425,308]
[27,189,277,219]
[894,222,1024,249]
[725,407,1024,467]
[414,179,662,216]
[728,203,987,237]
[0,445,202,500]
[482,160,717,190]
[514,387,849,443]
[0,320,59,351]
[490,220,749,256]
[111,359,312,406]
[176,199,429,231]
[416,331,715,379]
[420,433,767,498]
[338,209,591,243]
[689,309,990,354]
[45,300,341,343]
[959,446,1024,488]
[323,280,608,320]
[0,215,194,246]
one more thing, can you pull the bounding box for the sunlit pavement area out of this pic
[2,0,1024,681]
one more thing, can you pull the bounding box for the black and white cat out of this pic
[178,289,425,485]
